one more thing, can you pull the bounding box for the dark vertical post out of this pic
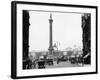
[48,14,54,55]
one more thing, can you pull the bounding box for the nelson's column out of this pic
[48,14,54,55]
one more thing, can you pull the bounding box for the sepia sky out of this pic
[29,11,83,52]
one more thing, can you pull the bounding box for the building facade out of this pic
[82,13,91,64]
[23,10,30,69]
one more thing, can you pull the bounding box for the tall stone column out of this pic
[48,14,54,55]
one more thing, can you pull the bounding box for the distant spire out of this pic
[50,13,52,19]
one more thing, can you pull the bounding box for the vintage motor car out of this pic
[37,56,46,69]
[37,60,45,69]
[70,55,76,64]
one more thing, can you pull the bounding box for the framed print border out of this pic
[11,1,98,79]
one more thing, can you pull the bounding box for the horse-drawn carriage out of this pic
[57,56,68,64]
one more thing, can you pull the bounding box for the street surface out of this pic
[46,61,82,68]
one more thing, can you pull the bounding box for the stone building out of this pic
[82,13,91,64]
[23,10,30,69]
